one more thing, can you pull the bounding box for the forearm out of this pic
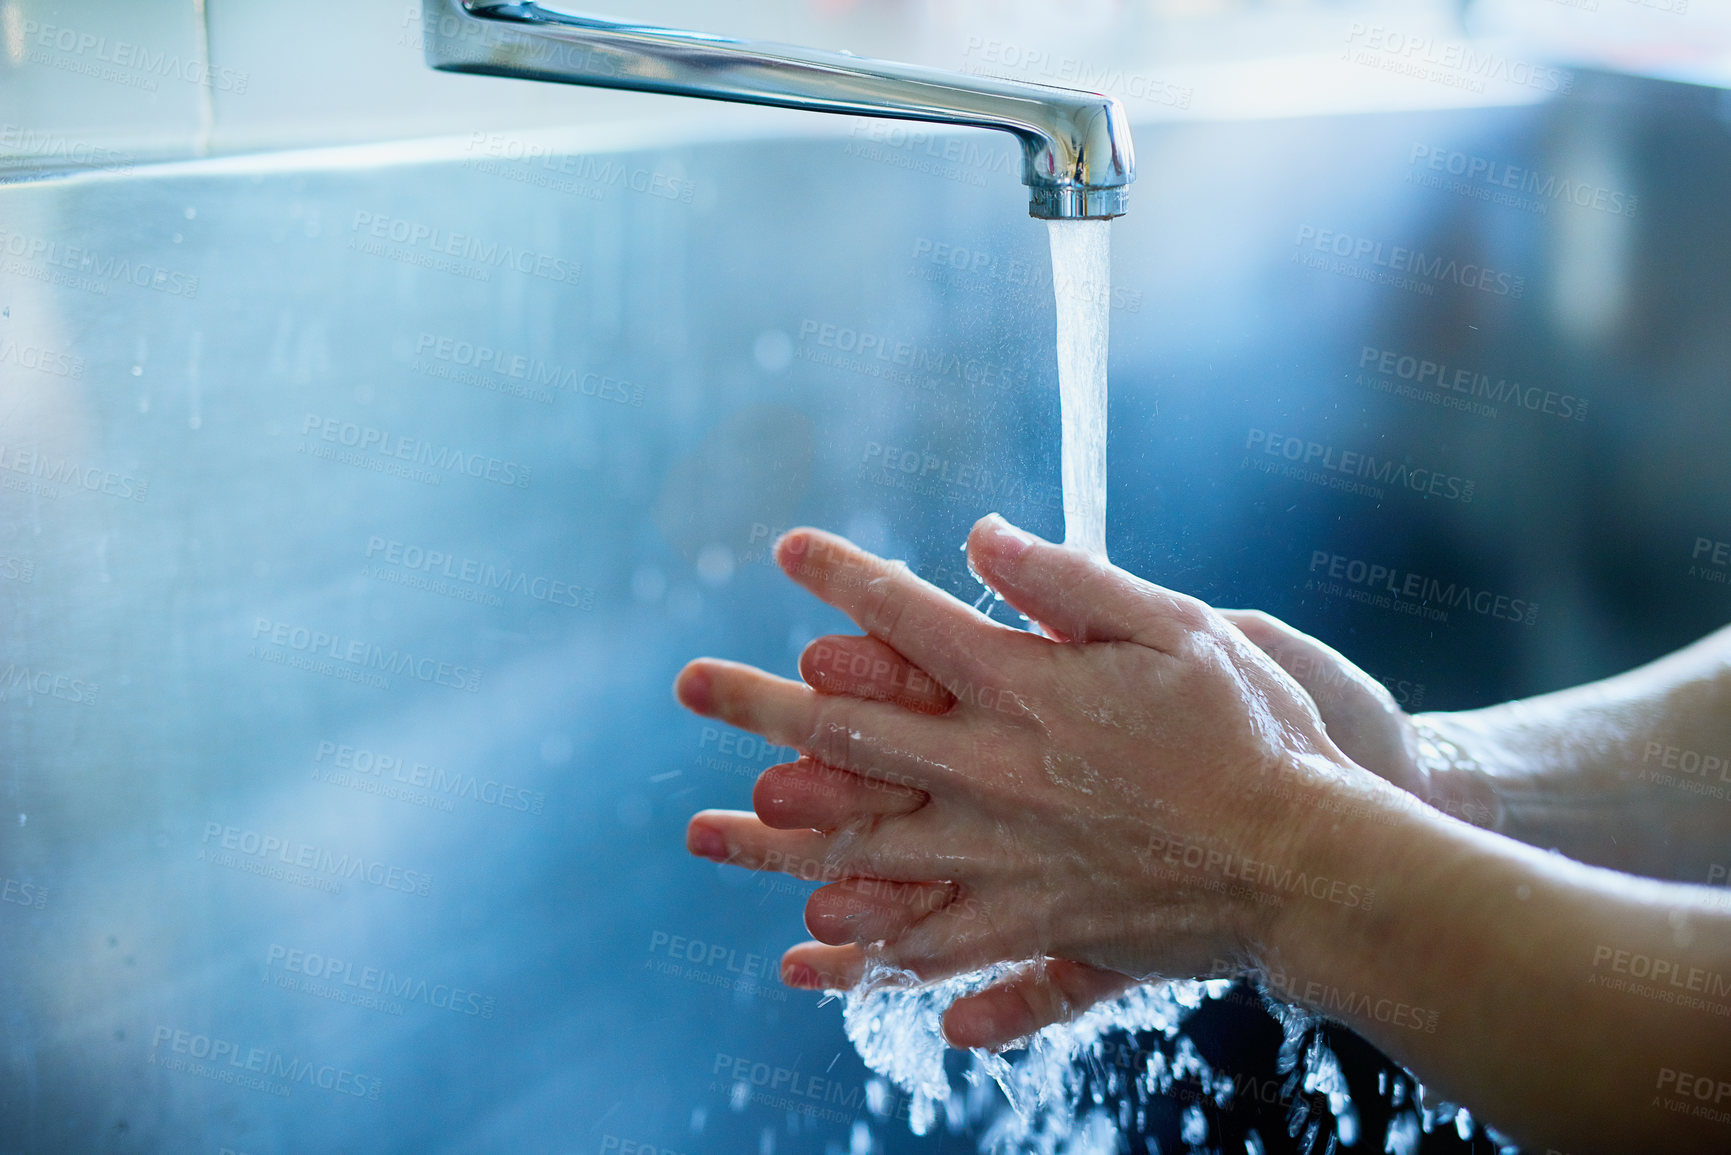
[1265,789,1731,1154]
[1419,623,1731,879]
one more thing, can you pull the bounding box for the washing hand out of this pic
[787,600,1437,1047]
[676,514,1411,1047]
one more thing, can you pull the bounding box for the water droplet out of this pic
[753,329,793,373]
[696,544,735,586]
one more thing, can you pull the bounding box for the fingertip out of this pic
[685,815,727,861]
[782,942,865,990]
[673,660,713,713]
[967,513,1044,582]
[796,637,835,687]
[938,1003,972,1049]
[774,527,824,576]
[941,993,1025,1051]
[750,760,804,828]
[781,960,821,989]
[969,511,1035,554]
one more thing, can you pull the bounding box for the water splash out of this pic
[838,967,1422,1153]
[841,964,1217,1152]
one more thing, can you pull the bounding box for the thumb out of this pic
[1220,608,1420,790]
[965,514,1206,649]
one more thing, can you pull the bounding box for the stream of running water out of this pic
[1047,218,1111,560]
[826,221,1452,1155]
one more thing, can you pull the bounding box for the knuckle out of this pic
[1233,609,1281,637]
[861,573,908,643]
[1163,593,1215,633]
[804,697,856,765]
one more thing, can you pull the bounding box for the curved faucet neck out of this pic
[425,0,1134,220]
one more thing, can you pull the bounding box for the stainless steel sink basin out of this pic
[3,69,1730,1153]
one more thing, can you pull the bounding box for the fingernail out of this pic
[782,962,820,989]
[675,665,712,713]
[689,826,726,860]
[981,513,1036,560]
[774,530,810,574]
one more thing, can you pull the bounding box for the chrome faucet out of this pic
[422,1,1135,219]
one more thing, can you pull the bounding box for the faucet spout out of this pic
[423,0,1134,219]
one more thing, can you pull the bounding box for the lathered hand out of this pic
[677,514,1408,1044]
[791,601,1436,1046]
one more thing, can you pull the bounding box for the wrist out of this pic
[1409,713,1505,832]
[1252,766,1450,997]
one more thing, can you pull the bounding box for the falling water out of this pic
[1046,219,1112,559]
[838,222,1172,1151]
[829,222,1460,1155]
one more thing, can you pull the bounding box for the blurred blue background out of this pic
[4,3,1731,1153]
